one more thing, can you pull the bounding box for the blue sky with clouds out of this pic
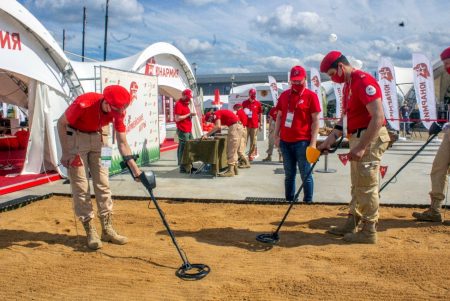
[18,0,449,74]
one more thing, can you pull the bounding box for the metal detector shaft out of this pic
[146,188,189,265]
[379,133,438,192]
[272,136,344,235]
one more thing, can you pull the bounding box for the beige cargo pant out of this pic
[237,127,247,159]
[430,130,450,202]
[247,127,258,156]
[227,123,244,165]
[67,128,112,223]
[348,126,390,223]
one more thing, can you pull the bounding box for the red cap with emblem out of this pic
[441,47,450,61]
[290,66,306,81]
[103,85,131,109]
[320,51,342,73]
[233,103,242,110]
[183,89,193,99]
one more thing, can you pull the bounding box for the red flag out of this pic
[213,89,220,105]
[380,165,388,179]
[338,153,350,166]
[70,154,83,167]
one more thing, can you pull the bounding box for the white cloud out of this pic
[256,56,302,70]
[184,0,228,6]
[219,67,250,74]
[255,5,328,38]
[173,38,214,54]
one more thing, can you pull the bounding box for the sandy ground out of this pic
[0,196,449,301]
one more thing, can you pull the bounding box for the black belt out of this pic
[349,128,367,138]
[67,125,100,135]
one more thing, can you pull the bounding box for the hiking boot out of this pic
[234,164,239,175]
[412,209,442,222]
[262,155,272,162]
[82,219,102,250]
[238,156,251,168]
[219,164,235,177]
[100,213,128,245]
[343,221,377,244]
[327,214,361,236]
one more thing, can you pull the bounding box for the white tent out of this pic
[0,1,82,176]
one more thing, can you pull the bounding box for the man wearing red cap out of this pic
[203,109,244,177]
[413,46,450,223]
[57,85,142,250]
[262,106,283,163]
[174,89,197,173]
[318,51,390,244]
[233,103,250,168]
[274,65,321,204]
[242,88,262,161]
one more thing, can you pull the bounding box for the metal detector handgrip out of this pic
[328,135,344,154]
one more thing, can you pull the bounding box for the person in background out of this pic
[203,109,244,177]
[174,89,197,173]
[262,106,283,163]
[274,65,321,204]
[57,85,141,250]
[242,88,262,161]
[233,103,250,168]
[318,51,390,244]
[400,101,411,135]
[412,46,450,224]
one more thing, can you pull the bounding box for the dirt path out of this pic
[0,197,449,300]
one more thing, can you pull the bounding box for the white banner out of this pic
[268,75,279,106]
[310,68,324,127]
[101,67,159,174]
[378,57,400,131]
[332,82,344,119]
[412,53,437,129]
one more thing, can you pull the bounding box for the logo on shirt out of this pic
[365,85,376,96]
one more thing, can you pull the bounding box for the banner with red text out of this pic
[101,67,159,175]
[310,68,324,127]
[412,53,437,129]
[378,57,400,131]
[268,75,279,106]
[332,82,344,119]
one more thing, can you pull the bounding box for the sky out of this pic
[18,0,449,75]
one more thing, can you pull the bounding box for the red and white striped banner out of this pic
[310,67,324,128]
[378,57,400,131]
[412,53,437,130]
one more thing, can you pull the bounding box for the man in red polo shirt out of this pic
[203,109,244,177]
[242,88,262,161]
[318,51,390,244]
[233,103,250,168]
[262,106,282,163]
[274,65,321,204]
[57,85,142,250]
[174,89,196,173]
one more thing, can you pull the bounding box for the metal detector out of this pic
[379,122,443,192]
[256,136,344,244]
[120,159,210,280]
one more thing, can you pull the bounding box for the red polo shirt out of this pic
[275,88,321,142]
[268,107,278,121]
[343,70,385,133]
[213,109,239,126]
[174,99,192,133]
[65,92,126,133]
[242,98,262,128]
[235,108,248,127]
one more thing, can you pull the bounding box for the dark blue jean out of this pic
[279,140,314,203]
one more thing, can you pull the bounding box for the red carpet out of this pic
[0,149,60,196]
[160,139,178,152]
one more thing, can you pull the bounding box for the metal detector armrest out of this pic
[120,154,139,179]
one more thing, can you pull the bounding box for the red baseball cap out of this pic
[290,66,306,81]
[103,85,131,109]
[233,103,243,110]
[320,51,342,73]
[441,47,450,61]
[183,89,193,99]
